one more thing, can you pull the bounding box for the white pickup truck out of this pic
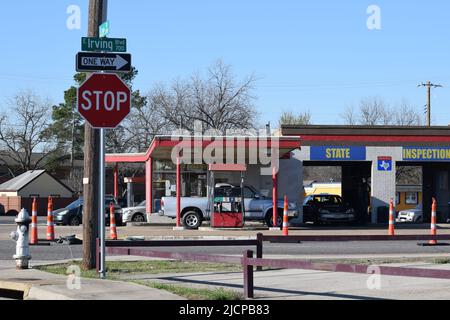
[160,184,299,229]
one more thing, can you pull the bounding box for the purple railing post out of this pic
[243,250,254,299]
[256,233,263,271]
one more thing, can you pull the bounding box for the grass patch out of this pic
[37,260,241,280]
[137,281,242,300]
[433,258,450,264]
[37,260,243,300]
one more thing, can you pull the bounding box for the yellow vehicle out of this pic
[304,182,422,213]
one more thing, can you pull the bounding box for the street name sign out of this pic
[77,73,131,128]
[76,52,132,73]
[81,37,127,52]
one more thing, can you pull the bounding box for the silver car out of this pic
[122,200,147,223]
[396,204,423,223]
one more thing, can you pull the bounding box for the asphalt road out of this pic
[2,215,450,262]
[1,237,450,262]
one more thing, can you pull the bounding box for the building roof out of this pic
[0,170,73,193]
[106,135,302,163]
[281,125,450,147]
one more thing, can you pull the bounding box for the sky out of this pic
[1,0,449,127]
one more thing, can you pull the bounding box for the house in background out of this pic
[396,184,422,212]
[0,170,75,216]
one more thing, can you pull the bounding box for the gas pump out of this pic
[207,164,246,228]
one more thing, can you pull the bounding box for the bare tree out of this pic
[122,91,171,153]
[393,101,423,126]
[154,60,259,134]
[341,97,422,126]
[358,97,390,125]
[0,91,61,172]
[279,110,312,126]
[341,105,358,125]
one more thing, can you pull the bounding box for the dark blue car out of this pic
[54,196,123,226]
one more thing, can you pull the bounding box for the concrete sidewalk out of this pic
[123,263,450,300]
[0,260,184,300]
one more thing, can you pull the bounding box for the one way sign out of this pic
[76,52,131,73]
[378,156,392,172]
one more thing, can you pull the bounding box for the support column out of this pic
[176,156,182,228]
[272,166,278,227]
[113,163,119,199]
[371,160,397,224]
[145,158,153,215]
[127,182,133,207]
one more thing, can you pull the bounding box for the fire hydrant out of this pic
[10,208,32,270]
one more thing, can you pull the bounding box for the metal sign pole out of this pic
[99,128,106,279]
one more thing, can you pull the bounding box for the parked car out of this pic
[303,194,356,224]
[160,184,299,229]
[122,200,147,223]
[54,196,123,226]
[396,204,423,223]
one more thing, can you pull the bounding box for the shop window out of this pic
[438,172,449,190]
[396,192,400,205]
[405,192,418,205]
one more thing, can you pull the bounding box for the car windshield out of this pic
[303,196,313,205]
[138,200,146,206]
[66,199,82,210]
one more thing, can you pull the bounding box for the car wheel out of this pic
[132,213,146,223]
[69,216,81,226]
[265,210,283,229]
[182,211,202,229]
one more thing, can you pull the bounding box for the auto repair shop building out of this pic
[105,126,450,225]
[282,125,450,224]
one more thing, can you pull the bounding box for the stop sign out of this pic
[77,73,131,128]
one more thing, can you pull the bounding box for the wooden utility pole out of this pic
[82,0,108,270]
[418,81,443,127]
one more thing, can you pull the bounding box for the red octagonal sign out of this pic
[77,73,131,128]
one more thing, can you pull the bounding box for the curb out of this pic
[134,235,257,241]
[26,286,73,300]
[80,234,259,241]
[0,280,31,300]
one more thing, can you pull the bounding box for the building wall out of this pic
[294,146,404,223]
[18,173,73,198]
[0,192,18,197]
[278,156,303,217]
[366,147,402,223]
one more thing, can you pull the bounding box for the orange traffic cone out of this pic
[429,198,438,245]
[109,202,118,240]
[282,196,289,236]
[46,196,55,241]
[388,199,395,236]
[30,198,38,245]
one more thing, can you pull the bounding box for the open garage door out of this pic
[304,161,371,225]
[342,162,371,225]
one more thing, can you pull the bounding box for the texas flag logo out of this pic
[378,156,392,172]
